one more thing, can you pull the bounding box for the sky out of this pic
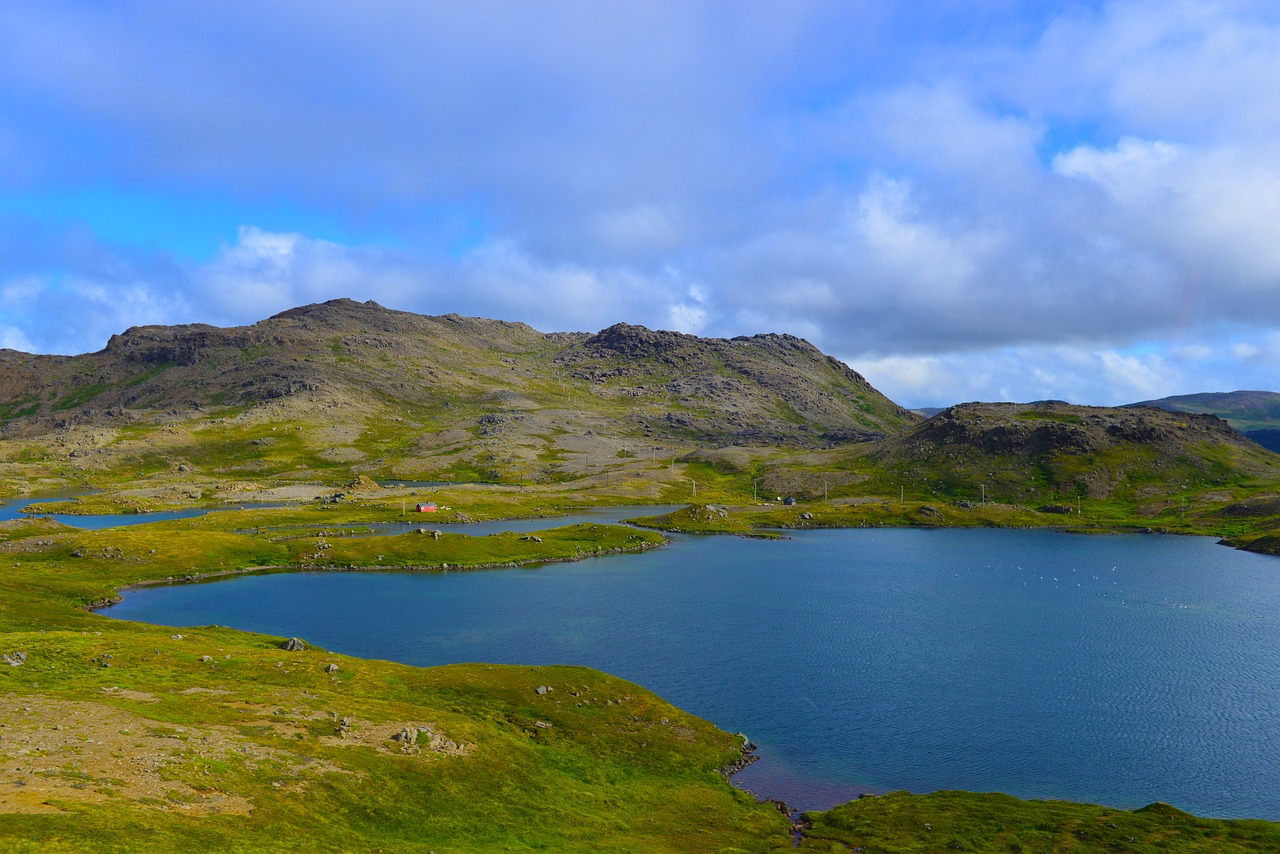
[2,0,1279,408]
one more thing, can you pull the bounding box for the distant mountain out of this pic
[1128,391,1280,452]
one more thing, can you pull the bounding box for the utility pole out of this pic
[981,483,985,504]
[691,479,697,499]
[900,485,904,504]
[824,478,829,501]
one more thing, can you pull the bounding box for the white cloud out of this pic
[1230,341,1261,360]
[852,354,956,402]
[0,271,193,355]
[594,205,683,256]
[667,303,707,334]
[853,174,992,298]
[0,325,35,352]
[1053,137,1184,206]
[861,85,1044,184]
[1097,350,1171,401]
[1,275,44,306]
[1020,0,1280,139]
[1054,137,1280,304]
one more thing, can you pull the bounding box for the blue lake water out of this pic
[103,527,1280,819]
[0,499,285,529]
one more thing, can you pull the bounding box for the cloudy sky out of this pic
[2,0,1279,408]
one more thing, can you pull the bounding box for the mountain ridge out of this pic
[0,299,918,484]
[1129,390,1280,452]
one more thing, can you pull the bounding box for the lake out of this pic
[0,498,286,529]
[103,526,1280,819]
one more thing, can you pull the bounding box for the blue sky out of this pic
[3,0,1280,408]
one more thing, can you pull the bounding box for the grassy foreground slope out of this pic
[0,501,790,853]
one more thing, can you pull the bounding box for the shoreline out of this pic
[87,539,665,612]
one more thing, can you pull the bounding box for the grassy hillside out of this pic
[0,494,791,852]
[858,401,1279,503]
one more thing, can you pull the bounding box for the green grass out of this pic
[799,790,1280,852]
[51,382,110,412]
[0,393,40,421]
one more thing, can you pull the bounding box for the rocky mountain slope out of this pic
[1129,390,1280,452]
[0,299,917,485]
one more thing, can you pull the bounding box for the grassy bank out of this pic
[0,502,790,852]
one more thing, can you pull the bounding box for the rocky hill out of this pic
[0,299,917,485]
[1129,390,1280,452]
[858,400,1279,503]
